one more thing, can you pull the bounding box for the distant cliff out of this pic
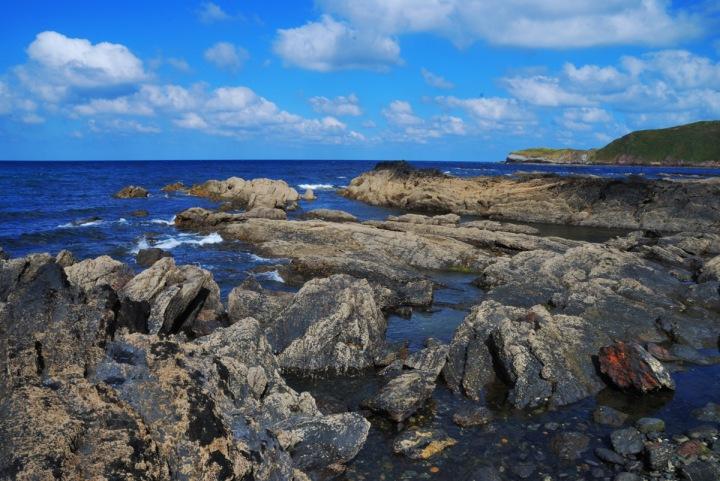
[507,121,720,167]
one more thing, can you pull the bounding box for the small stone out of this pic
[593,405,629,427]
[550,431,590,461]
[636,417,665,434]
[644,441,673,471]
[302,189,316,201]
[677,439,707,459]
[611,428,644,456]
[55,249,76,268]
[595,447,625,465]
[392,428,457,460]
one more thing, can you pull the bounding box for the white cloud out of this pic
[560,107,613,131]
[89,118,160,134]
[204,42,249,72]
[316,0,703,49]
[197,2,231,23]
[273,15,401,72]
[562,63,629,92]
[383,100,423,126]
[503,75,592,107]
[309,94,362,116]
[421,68,454,89]
[167,57,191,72]
[437,96,526,121]
[19,31,146,101]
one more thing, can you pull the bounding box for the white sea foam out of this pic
[248,253,273,263]
[150,215,176,225]
[58,219,104,228]
[131,232,222,254]
[116,218,128,224]
[256,270,284,283]
[298,183,334,190]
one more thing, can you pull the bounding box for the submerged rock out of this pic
[363,370,437,422]
[161,181,186,192]
[593,405,629,427]
[392,428,457,460]
[610,427,644,456]
[599,341,675,393]
[452,406,493,428]
[550,431,590,461]
[114,185,149,198]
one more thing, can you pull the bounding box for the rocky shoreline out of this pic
[2,164,720,480]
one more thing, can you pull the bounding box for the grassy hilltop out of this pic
[508,120,720,166]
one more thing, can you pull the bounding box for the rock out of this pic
[341,161,720,233]
[452,406,493,427]
[303,208,357,223]
[550,431,590,460]
[688,425,719,440]
[0,247,7,261]
[595,447,626,465]
[677,439,708,458]
[593,406,629,427]
[114,185,148,198]
[403,339,448,376]
[444,302,608,408]
[636,417,665,434]
[117,257,227,338]
[693,402,720,423]
[241,207,288,220]
[55,249,76,267]
[387,213,460,226]
[461,219,540,235]
[302,188,316,201]
[363,370,437,422]
[614,473,641,481]
[679,460,720,480]
[698,255,720,282]
[130,209,149,217]
[510,462,536,479]
[599,341,675,393]
[467,466,503,481]
[392,428,457,460]
[161,181,186,192]
[269,275,387,374]
[611,427,644,456]
[227,278,293,326]
[644,441,673,471]
[64,255,133,293]
[135,247,171,268]
[188,177,300,210]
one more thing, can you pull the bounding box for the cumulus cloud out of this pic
[204,42,249,72]
[383,100,423,126]
[503,76,593,107]
[273,15,401,71]
[197,2,231,23]
[560,107,613,131]
[421,68,454,89]
[309,94,362,116]
[89,118,160,134]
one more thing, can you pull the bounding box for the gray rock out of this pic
[644,441,673,471]
[114,185,148,198]
[595,447,626,465]
[0,246,8,261]
[55,249,76,267]
[64,255,133,293]
[135,247,171,268]
[227,278,293,326]
[611,428,644,456]
[241,207,288,220]
[403,339,448,376]
[687,425,719,441]
[467,466,503,481]
[593,406,629,427]
[614,473,641,481]
[636,417,665,434]
[303,208,357,223]
[679,461,720,481]
[698,255,720,282]
[550,431,590,461]
[694,402,720,423]
[452,406,493,428]
[363,370,437,422]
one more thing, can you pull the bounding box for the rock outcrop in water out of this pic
[0,252,370,480]
[340,161,720,232]
[114,185,149,198]
[188,177,301,210]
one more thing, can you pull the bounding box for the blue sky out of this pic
[0,0,718,161]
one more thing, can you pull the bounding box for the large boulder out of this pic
[117,257,227,338]
[64,255,134,293]
[699,255,720,282]
[188,177,300,210]
[268,275,387,374]
[227,278,293,326]
[114,185,149,198]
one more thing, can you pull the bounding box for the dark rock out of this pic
[593,405,629,427]
[595,447,626,465]
[599,341,675,393]
[644,441,673,471]
[550,431,590,461]
[130,209,149,217]
[510,462,536,479]
[114,185,148,199]
[452,406,493,428]
[679,460,720,481]
[687,424,719,441]
[135,247,171,268]
[55,249,76,267]
[611,428,644,456]
[614,473,641,481]
[227,278,293,326]
[392,428,457,460]
[636,417,665,434]
[303,209,357,223]
[363,370,437,422]
[0,247,7,261]
[467,466,503,481]
[693,402,720,423]
[403,339,448,376]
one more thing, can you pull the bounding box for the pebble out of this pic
[611,428,645,456]
[636,417,665,434]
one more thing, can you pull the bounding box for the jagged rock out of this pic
[135,247,171,268]
[303,208,357,223]
[55,249,76,267]
[403,339,448,376]
[387,213,460,225]
[550,431,590,460]
[188,177,300,210]
[269,275,387,374]
[362,370,437,422]
[114,185,149,198]
[593,406,629,427]
[227,278,293,326]
[64,255,133,293]
[443,302,608,408]
[341,161,720,232]
[599,341,675,393]
[302,189,316,201]
[117,257,227,338]
[392,428,457,459]
[644,441,673,471]
[161,181,186,192]
[699,255,720,282]
[452,406,493,427]
[611,427,644,456]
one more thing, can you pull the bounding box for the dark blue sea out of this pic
[2,159,720,479]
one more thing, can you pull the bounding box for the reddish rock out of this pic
[677,439,707,459]
[598,341,675,393]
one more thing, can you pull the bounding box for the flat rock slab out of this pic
[392,428,457,460]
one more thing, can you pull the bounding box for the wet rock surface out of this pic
[114,185,149,199]
[599,341,676,393]
[188,176,301,210]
